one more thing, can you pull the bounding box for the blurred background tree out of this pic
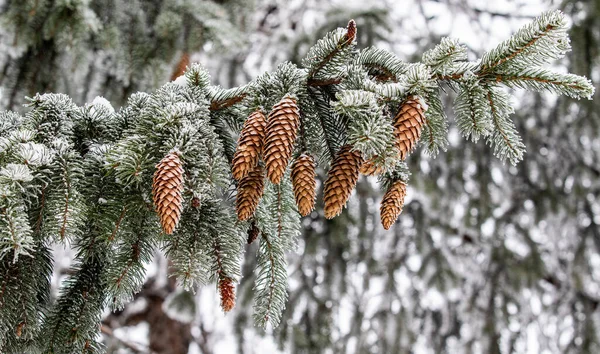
[0,0,598,353]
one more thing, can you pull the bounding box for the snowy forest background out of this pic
[0,0,599,353]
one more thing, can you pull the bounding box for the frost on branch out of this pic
[0,10,595,351]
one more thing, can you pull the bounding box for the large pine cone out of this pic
[263,95,300,184]
[235,164,265,221]
[394,96,427,160]
[152,152,184,235]
[323,145,363,219]
[232,109,267,180]
[291,154,317,217]
[380,180,407,230]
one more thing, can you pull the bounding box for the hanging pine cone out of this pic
[263,95,300,184]
[291,154,316,216]
[323,145,363,219]
[394,96,427,160]
[380,180,407,230]
[152,152,184,235]
[219,277,236,312]
[231,109,267,180]
[236,164,265,221]
[171,52,190,81]
[247,221,260,244]
[359,157,386,176]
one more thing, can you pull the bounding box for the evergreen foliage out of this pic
[0,10,594,352]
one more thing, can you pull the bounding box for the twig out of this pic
[101,325,150,353]
[209,94,247,111]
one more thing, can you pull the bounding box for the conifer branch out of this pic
[0,10,595,350]
[108,206,127,243]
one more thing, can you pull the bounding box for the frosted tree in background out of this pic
[0,1,598,353]
[0,0,249,110]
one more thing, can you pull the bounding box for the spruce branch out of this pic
[304,20,357,81]
[454,73,494,142]
[422,37,468,74]
[421,89,449,156]
[356,47,408,81]
[493,68,595,99]
[0,11,595,351]
[479,10,570,72]
[485,86,526,165]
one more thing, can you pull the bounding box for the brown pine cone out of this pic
[152,152,184,235]
[263,95,300,184]
[291,154,316,216]
[232,109,267,180]
[346,19,357,43]
[171,52,190,81]
[219,277,236,312]
[247,222,260,244]
[359,157,386,176]
[394,96,427,160]
[235,164,265,221]
[323,145,363,219]
[380,180,407,230]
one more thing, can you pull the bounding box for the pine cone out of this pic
[152,152,184,235]
[171,52,190,81]
[263,95,300,184]
[291,154,316,216]
[236,164,265,221]
[232,109,267,180]
[394,96,427,160]
[219,278,236,312]
[359,157,386,176]
[323,145,363,219]
[380,180,407,230]
[346,19,357,43]
[247,221,260,244]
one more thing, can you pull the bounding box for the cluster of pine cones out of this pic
[232,95,318,223]
[232,94,427,231]
[147,94,426,313]
[150,95,426,237]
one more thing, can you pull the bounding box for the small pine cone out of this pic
[171,52,190,81]
[232,110,267,180]
[152,152,184,235]
[346,19,357,43]
[380,180,407,230]
[247,221,260,244]
[291,154,316,216]
[16,322,24,338]
[263,95,300,184]
[219,278,236,312]
[394,96,427,160]
[359,157,386,176]
[191,197,201,208]
[323,145,363,219]
[236,164,265,221]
